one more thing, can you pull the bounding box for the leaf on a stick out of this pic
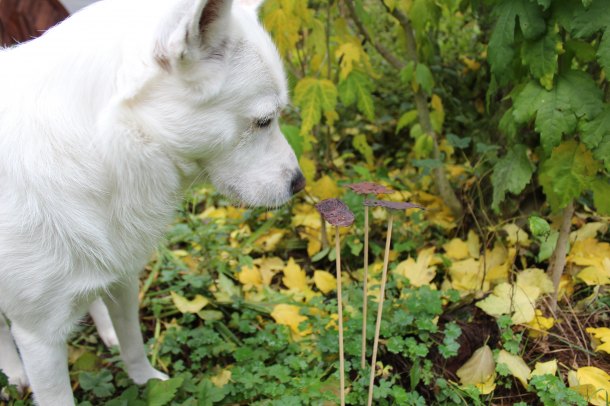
[315,199,355,227]
[346,182,393,195]
[363,199,425,211]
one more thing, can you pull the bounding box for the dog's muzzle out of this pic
[290,171,306,195]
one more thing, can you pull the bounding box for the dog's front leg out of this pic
[9,322,73,406]
[103,276,168,384]
[0,314,29,395]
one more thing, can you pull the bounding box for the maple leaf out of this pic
[238,266,263,290]
[586,327,610,354]
[443,238,470,260]
[282,258,308,292]
[293,78,338,135]
[393,247,437,288]
[309,175,340,201]
[270,304,309,336]
[476,282,539,324]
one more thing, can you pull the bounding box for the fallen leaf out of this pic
[571,366,610,406]
[255,228,287,252]
[283,258,309,292]
[456,345,495,385]
[516,268,554,295]
[476,283,539,324]
[271,304,309,336]
[530,360,558,378]
[467,230,480,259]
[443,238,470,260]
[576,258,610,286]
[526,310,555,337]
[497,350,531,388]
[586,327,610,354]
[570,222,608,244]
[568,238,610,276]
[170,292,210,314]
[238,266,263,290]
[210,369,232,388]
[314,270,336,294]
[503,224,531,247]
[393,247,437,287]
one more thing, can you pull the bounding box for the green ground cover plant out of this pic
[2,0,610,404]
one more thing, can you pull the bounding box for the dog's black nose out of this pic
[290,171,306,195]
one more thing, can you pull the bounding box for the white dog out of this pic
[0,0,304,404]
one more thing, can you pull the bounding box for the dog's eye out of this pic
[254,117,273,128]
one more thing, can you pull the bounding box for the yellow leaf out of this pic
[475,373,497,395]
[497,350,531,388]
[309,175,340,200]
[314,270,336,294]
[449,258,488,292]
[530,360,557,378]
[443,238,470,260]
[254,257,284,286]
[299,156,317,184]
[170,292,209,314]
[238,266,263,289]
[270,304,309,336]
[393,247,437,287]
[570,222,608,244]
[502,224,531,247]
[576,259,610,286]
[476,283,539,324]
[456,345,495,385]
[292,203,321,229]
[335,42,361,80]
[568,238,610,274]
[587,327,610,354]
[210,369,232,388]
[484,244,514,284]
[283,258,308,292]
[572,367,610,406]
[467,230,481,259]
[255,228,286,252]
[526,310,555,338]
[516,268,554,295]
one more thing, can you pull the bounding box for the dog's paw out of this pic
[97,326,120,348]
[129,365,169,385]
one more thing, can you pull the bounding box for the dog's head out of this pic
[124,0,305,208]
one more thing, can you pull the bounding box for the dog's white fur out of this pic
[0,0,302,404]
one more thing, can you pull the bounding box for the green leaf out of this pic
[539,141,600,212]
[415,63,435,94]
[491,144,535,212]
[396,110,419,133]
[593,133,610,171]
[352,134,374,166]
[294,78,338,135]
[559,70,603,120]
[512,81,545,123]
[522,28,559,89]
[489,0,546,81]
[533,87,577,153]
[592,177,610,215]
[528,216,551,238]
[338,71,375,120]
[79,370,115,398]
[571,1,610,38]
[598,32,610,73]
[565,39,596,63]
[581,106,610,150]
[145,377,184,406]
[399,61,415,85]
[281,124,303,160]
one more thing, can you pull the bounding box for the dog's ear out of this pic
[159,0,233,65]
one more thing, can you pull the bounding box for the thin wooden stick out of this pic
[335,226,346,406]
[361,205,369,369]
[367,214,394,406]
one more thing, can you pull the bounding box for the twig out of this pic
[361,204,370,369]
[367,214,394,406]
[344,0,405,70]
[335,226,346,406]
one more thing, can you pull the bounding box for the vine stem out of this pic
[367,214,394,406]
[335,226,345,406]
[361,205,370,370]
